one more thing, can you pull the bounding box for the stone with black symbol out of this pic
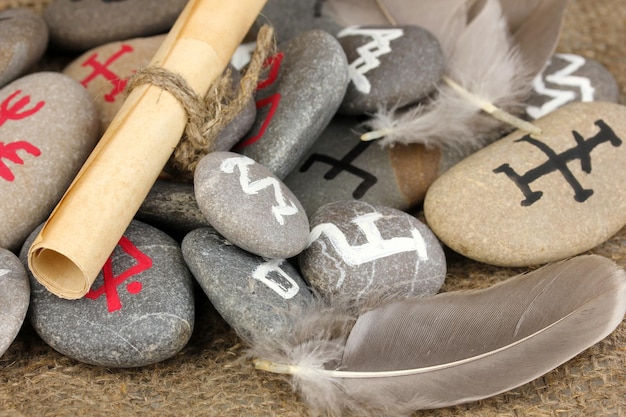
[20,220,195,368]
[0,72,99,252]
[194,151,310,259]
[524,53,620,120]
[283,115,441,217]
[182,227,314,343]
[424,102,626,267]
[299,200,446,307]
[0,248,29,358]
[337,25,444,115]
[43,0,187,51]
[0,8,48,88]
[235,29,349,179]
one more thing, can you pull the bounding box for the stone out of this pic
[0,72,99,252]
[299,200,446,305]
[284,115,441,216]
[234,29,349,179]
[194,151,309,259]
[0,248,29,357]
[21,220,195,368]
[337,25,444,115]
[43,0,187,51]
[182,227,314,343]
[424,101,626,267]
[524,53,620,120]
[0,8,49,88]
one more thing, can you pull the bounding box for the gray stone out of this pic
[194,151,310,259]
[0,72,99,251]
[20,220,195,368]
[0,8,49,87]
[43,0,187,51]
[182,227,314,343]
[0,248,29,357]
[525,53,620,120]
[337,25,444,115]
[235,29,349,179]
[299,200,446,306]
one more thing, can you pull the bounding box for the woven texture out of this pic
[0,1,625,416]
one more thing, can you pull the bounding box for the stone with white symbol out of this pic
[0,8,49,88]
[0,248,29,358]
[0,72,99,252]
[236,29,349,179]
[424,102,626,267]
[20,220,195,368]
[194,151,309,259]
[182,227,313,343]
[300,200,446,306]
[43,0,187,51]
[337,25,444,115]
[524,53,620,120]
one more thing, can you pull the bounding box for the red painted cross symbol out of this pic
[85,236,153,313]
[80,43,134,103]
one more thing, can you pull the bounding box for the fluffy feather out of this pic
[250,255,626,417]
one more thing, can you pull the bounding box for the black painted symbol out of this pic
[493,119,622,206]
[299,140,377,199]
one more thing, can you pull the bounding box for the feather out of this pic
[250,255,626,416]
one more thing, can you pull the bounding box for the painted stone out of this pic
[0,248,29,357]
[284,115,441,216]
[424,102,626,267]
[194,152,310,259]
[300,200,446,305]
[234,29,349,179]
[337,25,444,115]
[43,0,187,51]
[182,227,313,343]
[0,72,99,252]
[21,220,195,368]
[0,8,49,88]
[524,53,620,120]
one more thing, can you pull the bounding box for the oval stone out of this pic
[0,72,99,251]
[424,101,626,267]
[20,220,195,367]
[182,227,314,343]
[299,201,446,305]
[0,248,29,357]
[194,152,309,258]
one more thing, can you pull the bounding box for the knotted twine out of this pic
[125,25,276,179]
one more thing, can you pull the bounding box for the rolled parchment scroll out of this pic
[28,0,267,299]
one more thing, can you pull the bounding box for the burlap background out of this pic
[0,1,624,416]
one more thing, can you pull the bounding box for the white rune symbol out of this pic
[252,258,300,300]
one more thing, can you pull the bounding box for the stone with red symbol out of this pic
[0,72,99,252]
[20,220,195,368]
[0,248,29,358]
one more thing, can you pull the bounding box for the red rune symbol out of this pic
[85,236,153,313]
[0,141,41,181]
[80,43,134,103]
[0,90,45,127]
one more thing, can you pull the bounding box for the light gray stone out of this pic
[0,248,29,357]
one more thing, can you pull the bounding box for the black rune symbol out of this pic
[493,119,622,206]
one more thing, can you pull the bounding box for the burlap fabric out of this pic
[0,1,624,416]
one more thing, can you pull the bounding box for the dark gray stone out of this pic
[0,248,29,357]
[21,220,195,368]
[300,201,446,306]
[182,227,314,343]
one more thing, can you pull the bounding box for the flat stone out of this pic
[424,101,626,267]
[0,8,48,87]
[234,29,349,179]
[299,200,446,306]
[0,248,29,357]
[0,72,99,251]
[337,25,444,115]
[194,152,309,258]
[182,227,313,343]
[525,53,620,120]
[21,220,195,368]
[43,0,187,51]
